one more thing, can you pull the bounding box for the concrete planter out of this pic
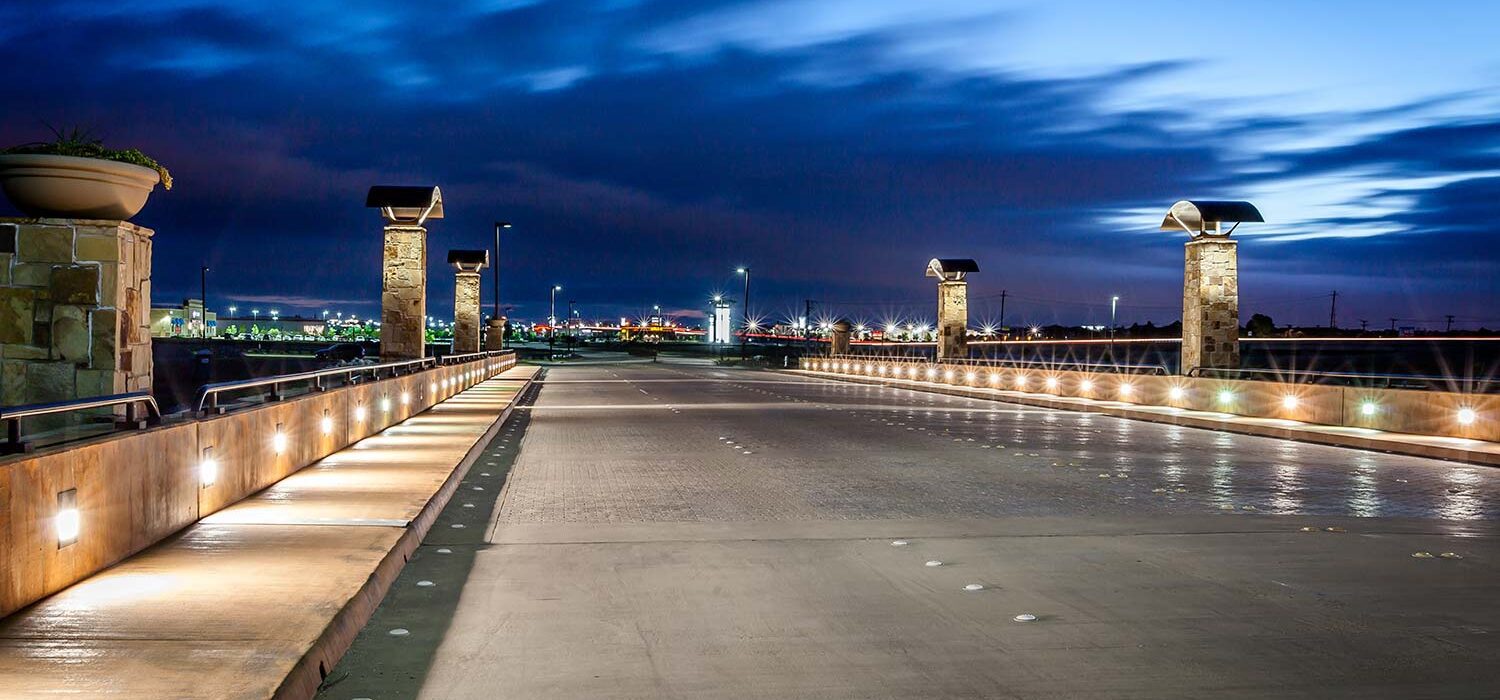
[0,154,160,220]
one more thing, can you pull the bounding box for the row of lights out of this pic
[57,361,507,548]
[814,360,1481,427]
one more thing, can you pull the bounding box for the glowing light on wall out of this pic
[1217,390,1235,405]
[926,368,937,379]
[1457,407,1477,426]
[272,424,288,454]
[1168,386,1185,400]
[321,410,334,435]
[401,392,411,406]
[355,404,368,422]
[1118,383,1134,398]
[56,490,79,547]
[199,447,218,486]
[965,372,977,383]
[1080,380,1094,392]
[1045,377,1059,391]
[1013,374,1027,389]
[1360,401,1378,416]
[381,396,392,413]
[1281,395,1299,410]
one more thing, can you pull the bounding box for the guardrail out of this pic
[1,392,162,454]
[195,357,437,414]
[823,354,1170,376]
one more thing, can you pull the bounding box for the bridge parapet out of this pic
[0,350,515,618]
[812,355,1499,446]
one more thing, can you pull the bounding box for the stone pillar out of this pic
[0,218,153,412]
[452,271,481,353]
[484,317,506,350]
[937,280,968,360]
[1181,238,1239,374]
[830,319,852,356]
[380,224,427,361]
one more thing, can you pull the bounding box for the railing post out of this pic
[3,418,30,454]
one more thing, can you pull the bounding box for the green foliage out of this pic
[3,126,173,190]
[1246,313,1276,337]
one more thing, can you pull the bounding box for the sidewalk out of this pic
[799,369,1500,467]
[0,366,538,700]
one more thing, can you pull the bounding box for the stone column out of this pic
[380,224,427,361]
[937,280,968,360]
[452,271,481,353]
[484,317,506,350]
[1181,238,1239,373]
[0,218,152,413]
[830,319,852,355]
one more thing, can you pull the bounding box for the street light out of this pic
[1109,295,1120,362]
[550,285,562,355]
[736,267,750,361]
[494,222,511,348]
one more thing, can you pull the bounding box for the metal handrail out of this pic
[2,392,161,454]
[439,350,513,365]
[195,356,436,413]
[824,354,1171,376]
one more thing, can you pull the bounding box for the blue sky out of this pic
[2,0,1498,329]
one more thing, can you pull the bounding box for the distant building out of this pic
[149,298,217,338]
[707,299,733,343]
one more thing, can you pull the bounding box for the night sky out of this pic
[3,1,1498,331]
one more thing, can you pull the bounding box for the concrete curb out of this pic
[277,374,535,700]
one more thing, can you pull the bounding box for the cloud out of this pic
[0,0,1496,327]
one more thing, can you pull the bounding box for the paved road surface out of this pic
[320,361,1500,699]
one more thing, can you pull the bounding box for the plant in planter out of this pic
[0,127,171,220]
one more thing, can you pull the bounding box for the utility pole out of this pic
[200,265,210,338]
[804,299,814,355]
[1389,317,1397,333]
[998,290,1008,337]
[1328,290,1339,330]
[1359,319,1368,333]
[1446,314,1455,333]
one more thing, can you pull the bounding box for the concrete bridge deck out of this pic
[319,361,1500,699]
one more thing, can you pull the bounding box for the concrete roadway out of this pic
[319,360,1500,699]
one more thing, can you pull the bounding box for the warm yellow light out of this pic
[1169,386,1184,400]
[272,426,288,454]
[320,411,334,435]
[1218,390,1235,404]
[943,370,955,381]
[1281,395,1299,410]
[1080,379,1094,392]
[381,397,392,413]
[56,500,80,546]
[1119,383,1133,397]
[878,365,887,375]
[1360,401,1378,416]
[401,392,411,405]
[355,405,368,421]
[429,382,437,393]
[989,372,1000,385]
[199,448,218,486]
[965,372,977,383]
[926,368,937,379]
[1013,374,1027,388]
[1458,407,1477,426]
[1045,376,1059,390]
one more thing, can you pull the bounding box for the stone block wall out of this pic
[1182,238,1239,373]
[484,317,506,350]
[0,218,152,412]
[380,224,427,361]
[452,271,481,353]
[936,280,968,360]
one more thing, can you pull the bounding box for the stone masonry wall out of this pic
[452,271,481,353]
[937,280,968,360]
[380,224,427,361]
[484,318,506,350]
[1181,238,1239,373]
[0,218,152,412]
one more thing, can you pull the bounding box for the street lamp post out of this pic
[736,267,750,361]
[550,285,562,356]
[494,221,511,348]
[199,265,210,338]
[1109,295,1120,363]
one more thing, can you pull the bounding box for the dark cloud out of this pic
[0,1,1495,328]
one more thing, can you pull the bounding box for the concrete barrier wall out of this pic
[0,353,516,618]
[811,357,1498,443]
